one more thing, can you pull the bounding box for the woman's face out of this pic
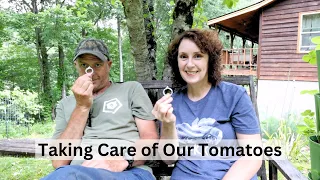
[178,38,209,86]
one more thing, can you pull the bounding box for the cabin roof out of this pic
[207,0,277,43]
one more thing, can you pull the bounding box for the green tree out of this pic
[121,0,151,81]
[0,0,244,121]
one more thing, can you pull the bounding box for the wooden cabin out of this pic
[209,0,320,81]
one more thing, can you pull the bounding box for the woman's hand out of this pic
[152,94,176,124]
[152,94,178,165]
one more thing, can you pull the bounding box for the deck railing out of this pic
[221,48,258,76]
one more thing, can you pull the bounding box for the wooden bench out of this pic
[140,76,307,180]
[0,76,307,180]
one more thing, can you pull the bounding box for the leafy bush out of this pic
[297,110,317,138]
[0,87,44,124]
[261,116,310,175]
[261,116,298,139]
[302,36,320,65]
[299,84,320,142]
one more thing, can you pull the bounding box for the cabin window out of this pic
[298,11,320,53]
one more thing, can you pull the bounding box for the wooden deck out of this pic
[221,48,258,76]
[222,68,257,76]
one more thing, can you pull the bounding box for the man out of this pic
[43,38,159,179]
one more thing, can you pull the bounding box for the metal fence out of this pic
[0,97,40,138]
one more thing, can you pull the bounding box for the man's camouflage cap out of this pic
[73,38,110,62]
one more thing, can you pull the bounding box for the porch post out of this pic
[230,32,235,49]
[242,38,246,48]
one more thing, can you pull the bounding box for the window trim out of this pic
[297,10,320,54]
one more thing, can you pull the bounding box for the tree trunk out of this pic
[82,28,87,37]
[171,0,198,40]
[143,0,157,80]
[162,0,198,80]
[117,16,123,82]
[40,40,51,100]
[58,44,66,99]
[32,0,51,99]
[35,27,44,93]
[121,0,151,81]
[31,0,52,122]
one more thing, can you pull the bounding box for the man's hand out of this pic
[152,94,176,124]
[71,73,94,109]
[52,74,93,169]
[82,158,129,172]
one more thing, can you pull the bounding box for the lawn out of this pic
[0,120,55,139]
[0,157,54,180]
[0,121,55,179]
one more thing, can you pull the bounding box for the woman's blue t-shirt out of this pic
[170,81,261,180]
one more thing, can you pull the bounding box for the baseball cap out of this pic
[73,38,110,62]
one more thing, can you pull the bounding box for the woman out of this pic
[152,29,262,180]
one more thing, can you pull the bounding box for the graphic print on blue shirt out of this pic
[176,118,223,145]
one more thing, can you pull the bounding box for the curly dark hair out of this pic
[167,29,223,87]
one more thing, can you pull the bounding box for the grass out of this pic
[0,120,55,139]
[0,121,55,179]
[0,156,54,180]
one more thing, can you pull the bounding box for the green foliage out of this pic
[39,6,89,47]
[300,89,319,95]
[154,0,175,79]
[312,36,320,45]
[261,116,298,140]
[193,0,207,28]
[302,36,320,65]
[302,50,317,65]
[0,42,40,89]
[0,120,54,138]
[0,11,9,44]
[0,1,134,120]
[0,87,43,124]
[262,116,310,175]
[297,110,317,138]
[223,0,239,8]
[301,36,320,143]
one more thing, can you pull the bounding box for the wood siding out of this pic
[259,0,320,81]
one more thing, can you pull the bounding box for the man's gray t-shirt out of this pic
[53,81,155,170]
[171,81,260,180]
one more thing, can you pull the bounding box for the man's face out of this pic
[75,54,112,93]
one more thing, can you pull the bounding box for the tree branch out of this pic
[60,0,66,8]
[94,11,103,26]
[21,0,33,11]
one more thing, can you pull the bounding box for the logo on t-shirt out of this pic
[176,118,223,145]
[103,98,122,114]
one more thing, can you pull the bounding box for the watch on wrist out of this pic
[124,151,134,170]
